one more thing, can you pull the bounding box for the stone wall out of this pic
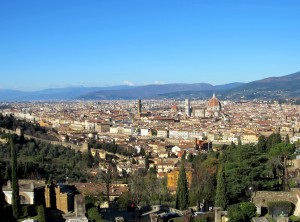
[252,189,300,207]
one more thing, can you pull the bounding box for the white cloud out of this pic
[123,80,135,86]
[142,81,165,85]
[154,81,164,85]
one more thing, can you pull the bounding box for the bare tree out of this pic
[99,165,114,206]
[129,172,145,206]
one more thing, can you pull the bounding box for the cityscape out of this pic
[1,1,300,222]
[1,94,300,221]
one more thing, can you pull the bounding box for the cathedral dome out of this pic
[207,93,221,111]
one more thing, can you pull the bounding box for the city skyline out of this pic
[1,0,300,90]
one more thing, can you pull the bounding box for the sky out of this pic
[0,0,300,91]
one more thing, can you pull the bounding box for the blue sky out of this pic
[0,0,300,91]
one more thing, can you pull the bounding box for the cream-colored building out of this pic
[242,133,259,144]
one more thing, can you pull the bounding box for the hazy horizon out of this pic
[0,81,247,92]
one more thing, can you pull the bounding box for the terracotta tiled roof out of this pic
[207,94,221,108]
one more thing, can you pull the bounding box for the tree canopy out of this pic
[175,162,189,210]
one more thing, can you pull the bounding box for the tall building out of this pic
[184,99,191,117]
[137,99,142,115]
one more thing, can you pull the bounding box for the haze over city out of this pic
[1,0,300,90]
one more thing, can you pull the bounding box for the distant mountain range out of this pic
[0,85,133,101]
[78,82,245,100]
[0,71,300,101]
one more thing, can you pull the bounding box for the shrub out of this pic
[239,202,257,219]
[36,205,46,222]
[22,205,29,217]
[87,207,103,222]
[228,202,257,222]
[227,204,245,222]
[268,201,294,217]
[290,215,300,222]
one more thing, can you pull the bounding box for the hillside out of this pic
[225,71,300,100]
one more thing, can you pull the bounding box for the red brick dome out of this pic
[207,93,221,110]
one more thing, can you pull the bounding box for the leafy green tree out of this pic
[117,191,132,208]
[257,135,267,152]
[266,133,282,151]
[240,202,257,220]
[175,162,189,210]
[0,133,92,183]
[83,149,94,168]
[227,204,245,222]
[222,143,277,203]
[215,165,227,209]
[11,137,20,219]
[269,142,295,191]
[227,202,256,222]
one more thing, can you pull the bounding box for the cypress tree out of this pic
[175,162,189,210]
[285,134,290,144]
[0,164,4,216]
[229,141,236,149]
[145,155,149,171]
[11,137,20,219]
[5,165,12,181]
[181,151,187,161]
[140,147,145,157]
[215,165,228,209]
[237,137,242,147]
